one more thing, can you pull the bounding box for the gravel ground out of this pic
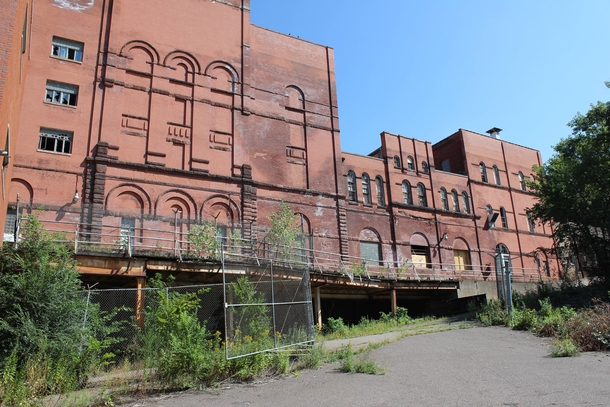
[117,326,610,407]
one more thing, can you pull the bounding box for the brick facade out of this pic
[2,0,558,279]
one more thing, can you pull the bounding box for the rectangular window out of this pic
[51,37,83,62]
[45,81,78,106]
[453,250,471,271]
[21,6,28,54]
[38,128,73,154]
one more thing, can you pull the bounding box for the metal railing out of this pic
[10,216,550,284]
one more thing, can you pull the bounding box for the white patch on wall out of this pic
[315,204,323,217]
[53,0,94,11]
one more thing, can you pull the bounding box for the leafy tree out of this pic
[187,221,220,259]
[529,82,610,280]
[265,201,303,261]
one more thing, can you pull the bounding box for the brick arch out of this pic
[201,195,240,226]
[359,227,381,242]
[410,232,429,247]
[155,189,197,221]
[204,60,239,93]
[119,40,159,73]
[105,184,151,215]
[163,50,201,75]
[9,178,33,205]
[286,85,305,109]
[452,237,470,251]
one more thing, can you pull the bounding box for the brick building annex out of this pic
[1,0,559,315]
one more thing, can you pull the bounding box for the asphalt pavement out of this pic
[118,326,610,407]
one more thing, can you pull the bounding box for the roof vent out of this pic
[486,127,502,139]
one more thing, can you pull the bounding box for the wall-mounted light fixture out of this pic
[438,232,448,245]
[72,174,80,203]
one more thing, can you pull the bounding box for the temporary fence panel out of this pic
[223,258,314,359]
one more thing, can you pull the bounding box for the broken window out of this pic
[45,81,78,106]
[402,180,412,205]
[480,162,488,183]
[38,128,73,154]
[347,171,357,202]
[500,207,509,229]
[375,176,385,207]
[451,189,460,212]
[440,187,448,210]
[407,156,415,171]
[362,173,371,205]
[462,191,470,214]
[393,155,401,169]
[51,37,83,62]
[417,183,427,207]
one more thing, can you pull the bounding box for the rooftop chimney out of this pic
[486,127,502,139]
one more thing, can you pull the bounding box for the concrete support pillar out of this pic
[135,277,146,329]
[391,288,397,314]
[315,286,322,330]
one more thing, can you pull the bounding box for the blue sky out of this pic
[251,1,610,163]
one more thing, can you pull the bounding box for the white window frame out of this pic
[45,81,78,106]
[38,128,73,155]
[51,37,83,62]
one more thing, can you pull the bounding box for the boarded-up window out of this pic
[411,245,430,269]
[453,249,471,271]
[360,241,382,265]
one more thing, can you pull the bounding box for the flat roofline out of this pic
[251,24,334,49]
[342,151,384,161]
[432,128,541,154]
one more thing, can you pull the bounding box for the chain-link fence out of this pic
[82,283,225,368]
[223,261,315,359]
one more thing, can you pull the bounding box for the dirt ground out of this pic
[115,326,610,407]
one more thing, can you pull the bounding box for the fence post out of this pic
[75,225,79,253]
[135,277,145,329]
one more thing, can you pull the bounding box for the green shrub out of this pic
[563,302,610,352]
[511,307,538,331]
[379,307,412,326]
[336,344,384,375]
[476,299,509,326]
[0,216,96,403]
[550,338,579,357]
[323,317,348,336]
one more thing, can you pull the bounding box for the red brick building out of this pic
[2,0,559,285]
[0,0,30,246]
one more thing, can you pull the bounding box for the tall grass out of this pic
[476,282,610,357]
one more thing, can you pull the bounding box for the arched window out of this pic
[440,187,448,210]
[486,204,495,228]
[402,180,413,205]
[493,165,501,186]
[362,173,371,205]
[393,155,401,169]
[451,189,460,212]
[518,171,527,191]
[480,162,488,183]
[347,171,357,202]
[462,191,470,214]
[500,207,509,229]
[407,156,415,171]
[360,228,382,266]
[527,213,535,232]
[421,161,429,174]
[417,183,427,207]
[375,176,385,206]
